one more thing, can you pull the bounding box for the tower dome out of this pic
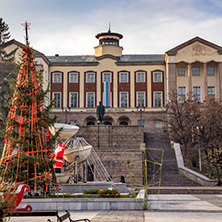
[96,29,123,46]
[94,29,123,58]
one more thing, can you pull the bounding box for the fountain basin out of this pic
[49,123,79,140]
[63,145,92,163]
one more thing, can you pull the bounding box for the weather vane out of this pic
[21,20,31,45]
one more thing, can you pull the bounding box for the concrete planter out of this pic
[19,197,144,211]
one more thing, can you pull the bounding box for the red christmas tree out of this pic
[0,21,58,193]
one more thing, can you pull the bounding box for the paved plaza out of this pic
[10,194,222,222]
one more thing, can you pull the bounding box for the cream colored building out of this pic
[3,31,222,132]
[165,37,222,102]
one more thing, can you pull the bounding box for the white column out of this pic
[203,63,208,100]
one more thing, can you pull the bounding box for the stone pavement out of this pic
[144,212,222,222]
[91,211,144,222]
[147,194,222,211]
[10,194,222,222]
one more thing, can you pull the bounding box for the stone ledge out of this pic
[173,142,218,186]
[179,168,217,186]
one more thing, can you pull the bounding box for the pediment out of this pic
[166,37,222,56]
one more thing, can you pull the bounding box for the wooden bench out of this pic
[47,210,91,222]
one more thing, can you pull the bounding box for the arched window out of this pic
[119,121,128,126]
[87,121,95,126]
[118,116,131,126]
[104,121,112,125]
[85,116,96,126]
[103,116,114,125]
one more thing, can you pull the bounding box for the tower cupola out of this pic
[94,29,123,58]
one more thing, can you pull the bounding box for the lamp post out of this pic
[62,107,71,124]
[136,106,145,126]
[97,121,100,148]
[164,109,167,132]
[196,125,203,172]
[164,102,169,132]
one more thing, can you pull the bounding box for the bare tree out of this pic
[199,97,222,184]
[167,90,200,167]
[167,91,222,184]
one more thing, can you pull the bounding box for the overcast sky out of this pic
[1,0,222,56]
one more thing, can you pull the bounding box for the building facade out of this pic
[165,37,222,103]
[4,31,222,132]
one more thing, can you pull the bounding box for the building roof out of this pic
[7,39,50,65]
[47,54,165,64]
[118,54,165,62]
[47,55,97,63]
[96,30,123,39]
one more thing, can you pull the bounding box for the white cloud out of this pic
[2,0,222,55]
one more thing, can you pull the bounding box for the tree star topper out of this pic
[21,20,31,45]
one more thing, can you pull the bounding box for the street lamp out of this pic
[164,101,170,132]
[196,125,203,172]
[136,106,145,126]
[97,121,100,148]
[62,107,71,124]
[164,109,168,132]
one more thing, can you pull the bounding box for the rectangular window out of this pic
[155,120,163,129]
[52,92,61,108]
[207,66,215,76]
[136,72,145,82]
[153,72,162,82]
[86,72,95,83]
[153,92,162,107]
[70,120,78,125]
[192,66,200,76]
[138,119,145,126]
[53,73,62,83]
[193,86,201,102]
[86,92,95,108]
[178,87,186,102]
[120,92,128,107]
[119,72,128,83]
[103,72,112,82]
[69,72,78,83]
[208,86,216,97]
[137,92,145,107]
[69,92,78,108]
[178,67,185,76]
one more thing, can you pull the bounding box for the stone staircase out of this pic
[144,132,199,187]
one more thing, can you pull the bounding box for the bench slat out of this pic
[48,210,91,222]
[60,212,70,221]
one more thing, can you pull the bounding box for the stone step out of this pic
[144,132,200,187]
